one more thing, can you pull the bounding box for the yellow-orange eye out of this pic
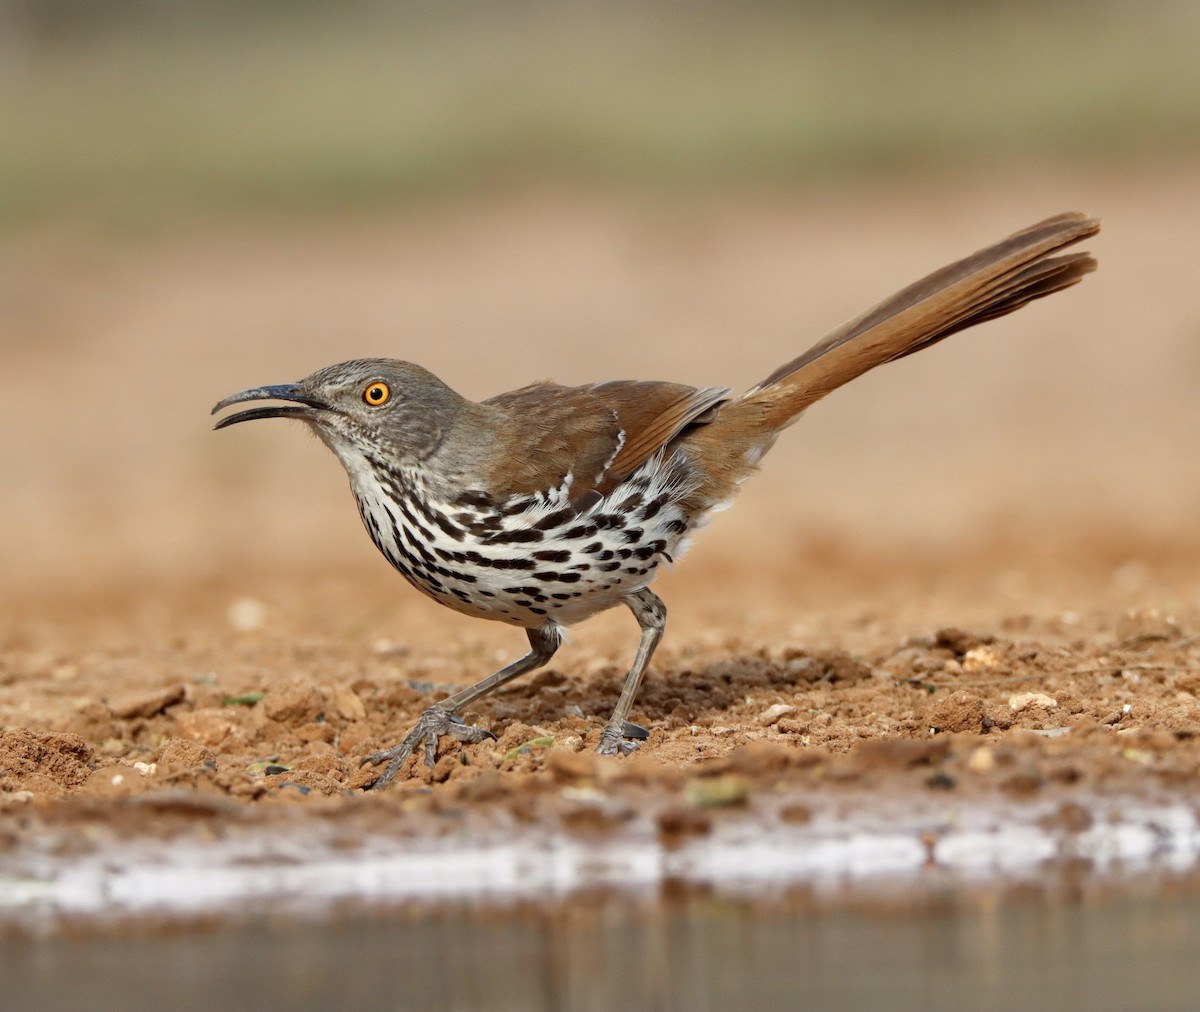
[363,382,390,406]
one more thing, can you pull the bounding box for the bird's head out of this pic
[212,358,465,468]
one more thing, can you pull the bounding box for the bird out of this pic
[213,212,1099,787]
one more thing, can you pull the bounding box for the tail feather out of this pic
[741,212,1099,431]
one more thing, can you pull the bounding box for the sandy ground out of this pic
[2,166,1199,926]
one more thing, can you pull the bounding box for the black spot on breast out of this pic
[592,513,624,530]
[396,500,433,541]
[533,549,571,563]
[453,489,496,509]
[640,494,669,521]
[581,541,603,554]
[500,498,534,518]
[483,528,544,545]
[533,570,582,584]
[534,507,574,531]
[621,528,644,543]
[633,541,665,561]
[489,557,536,571]
[564,523,598,540]
[616,492,643,512]
[429,510,466,542]
[665,518,688,535]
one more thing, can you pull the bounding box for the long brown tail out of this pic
[735,212,1099,434]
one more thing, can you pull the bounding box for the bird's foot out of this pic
[362,706,496,789]
[595,720,650,757]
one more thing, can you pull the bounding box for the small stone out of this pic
[227,597,266,632]
[173,709,237,747]
[262,681,323,724]
[157,737,217,768]
[758,703,796,726]
[924,690,989,734]
[109,684,186,720]
[962,646,1000,671]
[967,746,996,774]
[1009,692,1057,712]
[335,686,367,722]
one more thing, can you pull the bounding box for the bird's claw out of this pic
[362,707,496,789]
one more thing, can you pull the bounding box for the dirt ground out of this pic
[2,167,1199,920]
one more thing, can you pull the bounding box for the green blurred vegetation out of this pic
[2,0,1197,222]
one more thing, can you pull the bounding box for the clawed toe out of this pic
[621,721,649,741]
[362,707,494,790]
[445,714,498,745]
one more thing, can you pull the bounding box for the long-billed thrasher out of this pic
[213,212,1099,787]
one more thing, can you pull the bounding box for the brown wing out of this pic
[482,380,731,506]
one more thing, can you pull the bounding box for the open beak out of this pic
[211,384,329,430]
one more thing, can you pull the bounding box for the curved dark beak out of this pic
[211,384,329,430]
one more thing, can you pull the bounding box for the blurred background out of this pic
[1,0,1198,612]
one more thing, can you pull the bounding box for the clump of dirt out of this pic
[0,728,94,797]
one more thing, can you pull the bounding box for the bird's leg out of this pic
[363,625,561,788]
[597,589,666,756]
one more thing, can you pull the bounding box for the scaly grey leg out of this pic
[596,588,666,756]
[364,625,562,787]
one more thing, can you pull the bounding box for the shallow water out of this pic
[4,886,1200,1012]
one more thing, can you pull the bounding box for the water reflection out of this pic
[5,886,1200,1011]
